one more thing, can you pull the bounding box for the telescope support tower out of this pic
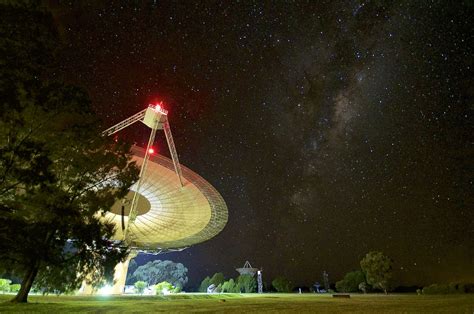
[102,104,184,242]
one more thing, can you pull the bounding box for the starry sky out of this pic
[49,1,472,288]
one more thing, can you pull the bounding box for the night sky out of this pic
[49,1,472,288]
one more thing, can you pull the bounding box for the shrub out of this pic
[237,275,256,293]
[222,279,239,293]
[272,277,292,292]
[199,276,211,292]
[209,273,225,286]
[336,271,366,292]
[0,279,11,294]
[9,284,21,293]
[422,283,466,294]
[422,284,449,294]
[134,281,147,295]
[155,281,174,295]
[335,280,346,292]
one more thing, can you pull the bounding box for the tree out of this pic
[237,275,256,293]
[134,281,147,295]
[209,272,225,287]
[199,276,211,292]
[0,279,11,294]
[155,281,174,295]
[133,260,188,288]
[335,270,366,292]
[272,276,292,292]
[0,2,139,303]
[125,259,138,285]
[221,279,238,293]
[335,280,346,292]
[360,251,393,294]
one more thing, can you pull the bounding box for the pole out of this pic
[123,117,159,242]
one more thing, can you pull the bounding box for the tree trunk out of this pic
[10,262,39,303]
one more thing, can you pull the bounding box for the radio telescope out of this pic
[236,261,259,277]
[80,103,228,294]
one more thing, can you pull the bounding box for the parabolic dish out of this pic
[105,146,228,251]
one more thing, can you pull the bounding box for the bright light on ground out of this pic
[98,285,113,295]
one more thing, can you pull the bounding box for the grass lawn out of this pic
[0,293,473,313]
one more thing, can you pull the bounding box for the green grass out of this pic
[0,293,473,313]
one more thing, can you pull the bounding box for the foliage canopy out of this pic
[132,260,188,288]
[134,281,147,295]
[335,270,366,293]
[221,278,239,293]
[199,276,211,292]
[155,281,174,295]
[209,272,225,287]
[0,1,138,302]
[237,275,256,293]
[272,276,292,292]
[360,251,393,294]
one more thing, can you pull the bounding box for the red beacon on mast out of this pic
[101,100,183,193]
[148,101,168,115]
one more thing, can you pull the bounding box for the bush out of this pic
[222,279,239,293]
[422,283,465,294]
[0,279,11,294]
[134,281,147,295]
[9,284,21,293]
[199,276,211,292]
[336,271,366,292]
[272,277,292,292]
[155,281,174,295]
[422,284,449,294]
[237,275,256,293]
[335,280,346,292]
[210,273,225,286]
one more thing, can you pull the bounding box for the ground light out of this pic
[98,285,113,296]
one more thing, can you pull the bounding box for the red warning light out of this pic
[148,101,168,115]
[148,148,155,154]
